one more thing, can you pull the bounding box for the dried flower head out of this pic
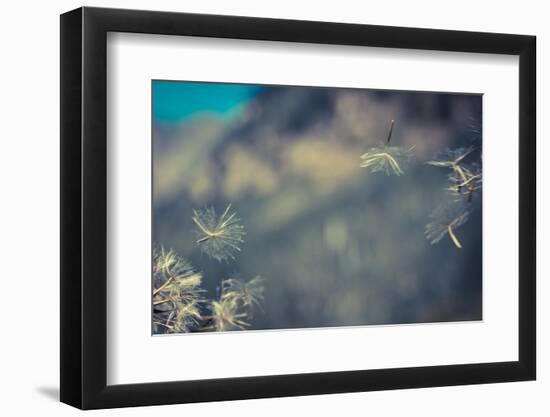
[192,204,245,262]
[425,200,472,249]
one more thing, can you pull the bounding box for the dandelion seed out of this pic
[153,246,180,278]
[359,120,413,176]
[153,247,200,291]
[221,276,265,310]
[425,200,471,249]
[152,246,204,333]
[360,146,412,175]
[166,272,204,305]
[172,299,203,333]
[445,162,482,202]
[210,297,249,332]
[427,147,474,169]
[426,147,475,185]
[428,147,482,203]
[192,204,245,262]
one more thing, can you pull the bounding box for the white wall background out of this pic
[0,0,545,415]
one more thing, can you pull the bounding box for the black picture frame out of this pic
[60,6,536,410]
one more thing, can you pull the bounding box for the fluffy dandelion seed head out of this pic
[192,205,245,262]
[174,272,203,289]
[166,273,204,305]
[222,276,265,310]
[425,200,472,245]
[152,246,205,334]
[446,162,482,202]
[153,247,180,277]
[359,145,412,176]
[210,297,249,332]
[172,299,202,333]
[153,247,197,288]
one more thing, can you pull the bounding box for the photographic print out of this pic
[152,80,482,335]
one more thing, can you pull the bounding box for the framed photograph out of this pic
[60,6,536,409]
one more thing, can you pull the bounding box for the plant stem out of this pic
[153,276,173,295]
[386,119,395,144]
[447,225,462,249]
[153,298,171,306]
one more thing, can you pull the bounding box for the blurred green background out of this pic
[152,81,482,330]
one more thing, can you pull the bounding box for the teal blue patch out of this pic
[153,81,262,123]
